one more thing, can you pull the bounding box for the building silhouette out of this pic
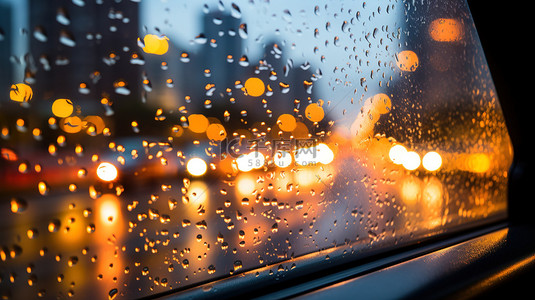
[28,0,141,124]
[0,1,12,95]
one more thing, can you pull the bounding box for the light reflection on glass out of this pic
[0,0,512,298]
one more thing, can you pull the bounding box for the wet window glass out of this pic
[0,0,512,298]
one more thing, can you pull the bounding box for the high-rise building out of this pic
[0,2,12,94]
[28,0,141,118]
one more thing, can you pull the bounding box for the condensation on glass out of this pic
[0,0,512,299]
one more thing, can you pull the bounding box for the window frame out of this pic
[152,1,535,298]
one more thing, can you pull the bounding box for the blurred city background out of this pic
[0,0,512,299]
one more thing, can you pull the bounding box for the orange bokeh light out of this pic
[429,18,463,42]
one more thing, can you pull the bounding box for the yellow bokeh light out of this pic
[52,99,74,118]
[83,115,105,135]
[422,151,442,171]
[206,123,227,141]
[316,143,334,164]
[1,148,18,161]
[305,103,325,122]
[186,158,208,176]
[370,93,392,114]
[98,197,120,224]
[292,122,309,139]
[389,144,407,165]
[402,151,421,171]
[396,50,419,72]
[60,116,83,133]
[16,119,25,127]
[188,114,210,133]
[244,77,265,97]
[401,176,422,205]
[277,114,297,132]
[18,162,28,173]
[142,34,169,55]
[467,153,490,173]
[96,162,118,182]
[422,177,444,205]
[10,83,33,103]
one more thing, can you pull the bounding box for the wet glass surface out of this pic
[0,0,512,299]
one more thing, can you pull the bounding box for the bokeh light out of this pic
[9,83,33,103]
[96,162,119,182]
[402,151,421,171]
[186,158,208,176]
[422,151,443,171]
[142,34,169,55]
[396,50,419,72]
[52,99,74,118]
[188,114,210,133]
[305,103,325,122]
[206,123,227,141]
[277,114,297,132]
[429,18,463,42]
[244,77,265,97]
[389,144,407,165]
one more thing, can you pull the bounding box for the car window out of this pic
[0,0,512,298]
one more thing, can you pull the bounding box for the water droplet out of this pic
[33,26,48,42]
[148,208,159,221]
[342,20,349,32]
[68,256,78,267]
[27,228,38,239]
[86,224,95,233]
[56,7,71,25]
[180,52,190,63]
[130,52,145,65]
[181,259,189,269]
[194,34,207,44]
[59,30,76,47]
[168,198,178,210]
[239,23,248,39]
[231,3,242,18]
[334,36,340,46]
[72,0,85,7]
[108,288,118,300]
[238,55,249,67]
[279,82,290,94]
[233,260,243,271]
[207,265,216,274]
[10,198,27,213]
[38,181,49,196]
[48,219,60,233]
[114,80,131,95]
[282,9,292,22]
[196,220,207,230]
